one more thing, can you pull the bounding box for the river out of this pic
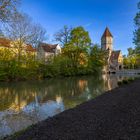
[0,74,138,138]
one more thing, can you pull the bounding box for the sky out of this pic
[20,0,139,55]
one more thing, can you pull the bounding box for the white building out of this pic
[37,43,61,62]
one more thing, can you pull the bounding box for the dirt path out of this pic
[5,78,140,140]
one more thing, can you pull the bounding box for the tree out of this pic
[4,12,46,62]
[26,23,47,48]
[0,0,20,22]
[90,44,108,68]
[0,29,4,37]
[127,47,135,56]
[54,25,72,47]
[129,55,137,69]
[123,52,138,69]
[5,13,46,47]
[67,26,91,51]
[134,2,140,53]
[61,27,91,70]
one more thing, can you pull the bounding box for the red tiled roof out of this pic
[0,38,11,47]
[102,27,113,38]
[26,44,36,52]
[110,50,121,61]
[0,38,36,52]
[39,43,58,53]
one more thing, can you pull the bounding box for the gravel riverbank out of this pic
[4,78,140,140]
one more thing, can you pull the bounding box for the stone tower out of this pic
[101,27,113,56]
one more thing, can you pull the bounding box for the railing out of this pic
[116,69,140,74]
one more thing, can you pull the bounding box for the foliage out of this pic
[90,44,108,69]
[124,2,140,69]
[0,25,107,81]
[127,47,135,56]
[117,78,135,86]
[42,44,106,78]
[67,26,91,52]
[134,2,140,53]
[126,1,140,69]
[0,49,42,81]
[123,46,140,69]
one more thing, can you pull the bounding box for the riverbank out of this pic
[4,78,140,140]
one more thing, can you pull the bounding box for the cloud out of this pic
[84,22,93,27]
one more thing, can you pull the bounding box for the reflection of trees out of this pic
[0,83,38,111]
[0,75,134,139]
[0,75,125,112]
[0,76,104,112]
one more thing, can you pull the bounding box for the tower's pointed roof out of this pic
[102,27,113,38]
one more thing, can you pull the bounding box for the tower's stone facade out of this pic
[101,27,113,51]
[101,27,113,57]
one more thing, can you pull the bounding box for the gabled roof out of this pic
[110,50,121,61]
[26,44,36,52]
[0,38,11,47]
[0,38,36,52]
[39,43,58,53]
[102,27,113,38]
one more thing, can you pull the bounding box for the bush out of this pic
[118,78,135,86]
[0,46,105,81]
[117,81,123,86]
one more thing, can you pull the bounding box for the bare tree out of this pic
[0,29,4,37]
[4,12,47,62]
[54,25,72,47]
[0,0,20,22]
[28,23,47,48]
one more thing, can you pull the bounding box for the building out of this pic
[0,38,36,56]
[0,38,61,62]
[37,43,61,62]
[101,27,123,72]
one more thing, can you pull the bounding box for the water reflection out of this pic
[0,74,138,138]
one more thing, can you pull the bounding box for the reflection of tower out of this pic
[102,74,111,91]
[102,74,120,91]
[34,92,39,107]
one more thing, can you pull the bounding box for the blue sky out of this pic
[21,0,139,54]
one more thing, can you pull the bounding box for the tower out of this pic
[101,27,113,53]
[101,27,113,72]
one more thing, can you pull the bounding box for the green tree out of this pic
[90,44,108,72]
[127,47,135,56]
[67,26,91,51]
[123,53,138,69]
[134,2,140,53]
[62,26,91,69]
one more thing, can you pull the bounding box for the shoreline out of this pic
[4,78,140,140]
[0,72,101,83]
